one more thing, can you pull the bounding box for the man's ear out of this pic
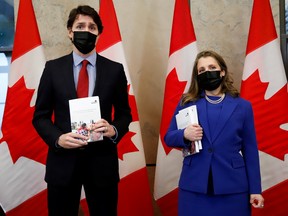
[68,28,73,40]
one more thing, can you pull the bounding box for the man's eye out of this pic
[89,25,98,31]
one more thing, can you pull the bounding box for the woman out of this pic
[164,50,264,216]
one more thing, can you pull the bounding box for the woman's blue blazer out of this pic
[164,94,262,195]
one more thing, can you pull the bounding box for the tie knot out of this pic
[82,60,89,67]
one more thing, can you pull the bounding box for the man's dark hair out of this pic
[66,5,103,34]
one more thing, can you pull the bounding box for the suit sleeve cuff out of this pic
[110,125,118,144]
[55,138,62,148]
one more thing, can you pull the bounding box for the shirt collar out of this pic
[73,51,97,67]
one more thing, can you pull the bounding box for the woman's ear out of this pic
[220,70,225,77]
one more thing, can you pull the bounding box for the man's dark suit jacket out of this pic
[32,53,132,186]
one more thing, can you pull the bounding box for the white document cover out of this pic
[176,105,202,155]
[69,96,103,142]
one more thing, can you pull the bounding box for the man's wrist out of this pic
[110,125,118,143]
[55,138,62,148]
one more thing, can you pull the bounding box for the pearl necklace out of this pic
[205,93,225,104]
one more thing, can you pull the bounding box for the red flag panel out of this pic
[241,0,288,215]
[12,0,42,61]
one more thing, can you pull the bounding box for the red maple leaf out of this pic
[241,70,288,160]
[111,85,139,160]
[116,84,140,160]
[160,68,187,155]
[127,84,139,122]
[0,77,48,164]
[117,131,138,160]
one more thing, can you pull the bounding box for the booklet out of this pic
[175,105,202,156]
[69,96,103,142]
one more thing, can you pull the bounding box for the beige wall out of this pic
[14,0,280,165]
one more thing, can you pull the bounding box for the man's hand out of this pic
[57,132,88,149]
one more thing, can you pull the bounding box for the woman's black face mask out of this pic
[197,70,223,91]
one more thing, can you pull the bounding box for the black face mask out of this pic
[197,70,223,91]
[72,31,97,54]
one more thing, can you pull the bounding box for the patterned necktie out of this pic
[77,60,89,98]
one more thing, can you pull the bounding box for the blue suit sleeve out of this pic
[164,102,190,149]
[241,101,262,194]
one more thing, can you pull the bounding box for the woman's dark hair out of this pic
[181,50,239,105]
[66,5,103,34]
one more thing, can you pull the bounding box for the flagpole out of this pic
[279,0,288,78]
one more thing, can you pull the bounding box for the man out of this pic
[33,5,132,216]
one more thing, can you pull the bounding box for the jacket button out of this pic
[208,148,213,153]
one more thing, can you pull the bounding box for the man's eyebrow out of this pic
[75,22,85,25]
[74,22,97,26]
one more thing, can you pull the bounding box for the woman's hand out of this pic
[250,194,264,208]
[183,123,203,142]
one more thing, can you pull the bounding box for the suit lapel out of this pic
[64,54,78,98]
[198,95,239,144]
[93,54,102,96]
[197,98,213,143]
[211,95,238,142]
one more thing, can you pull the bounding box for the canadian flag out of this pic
[79,0,154,215]
[154,0,198,215]
[0,0,48,215]
[240,0,288,215]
